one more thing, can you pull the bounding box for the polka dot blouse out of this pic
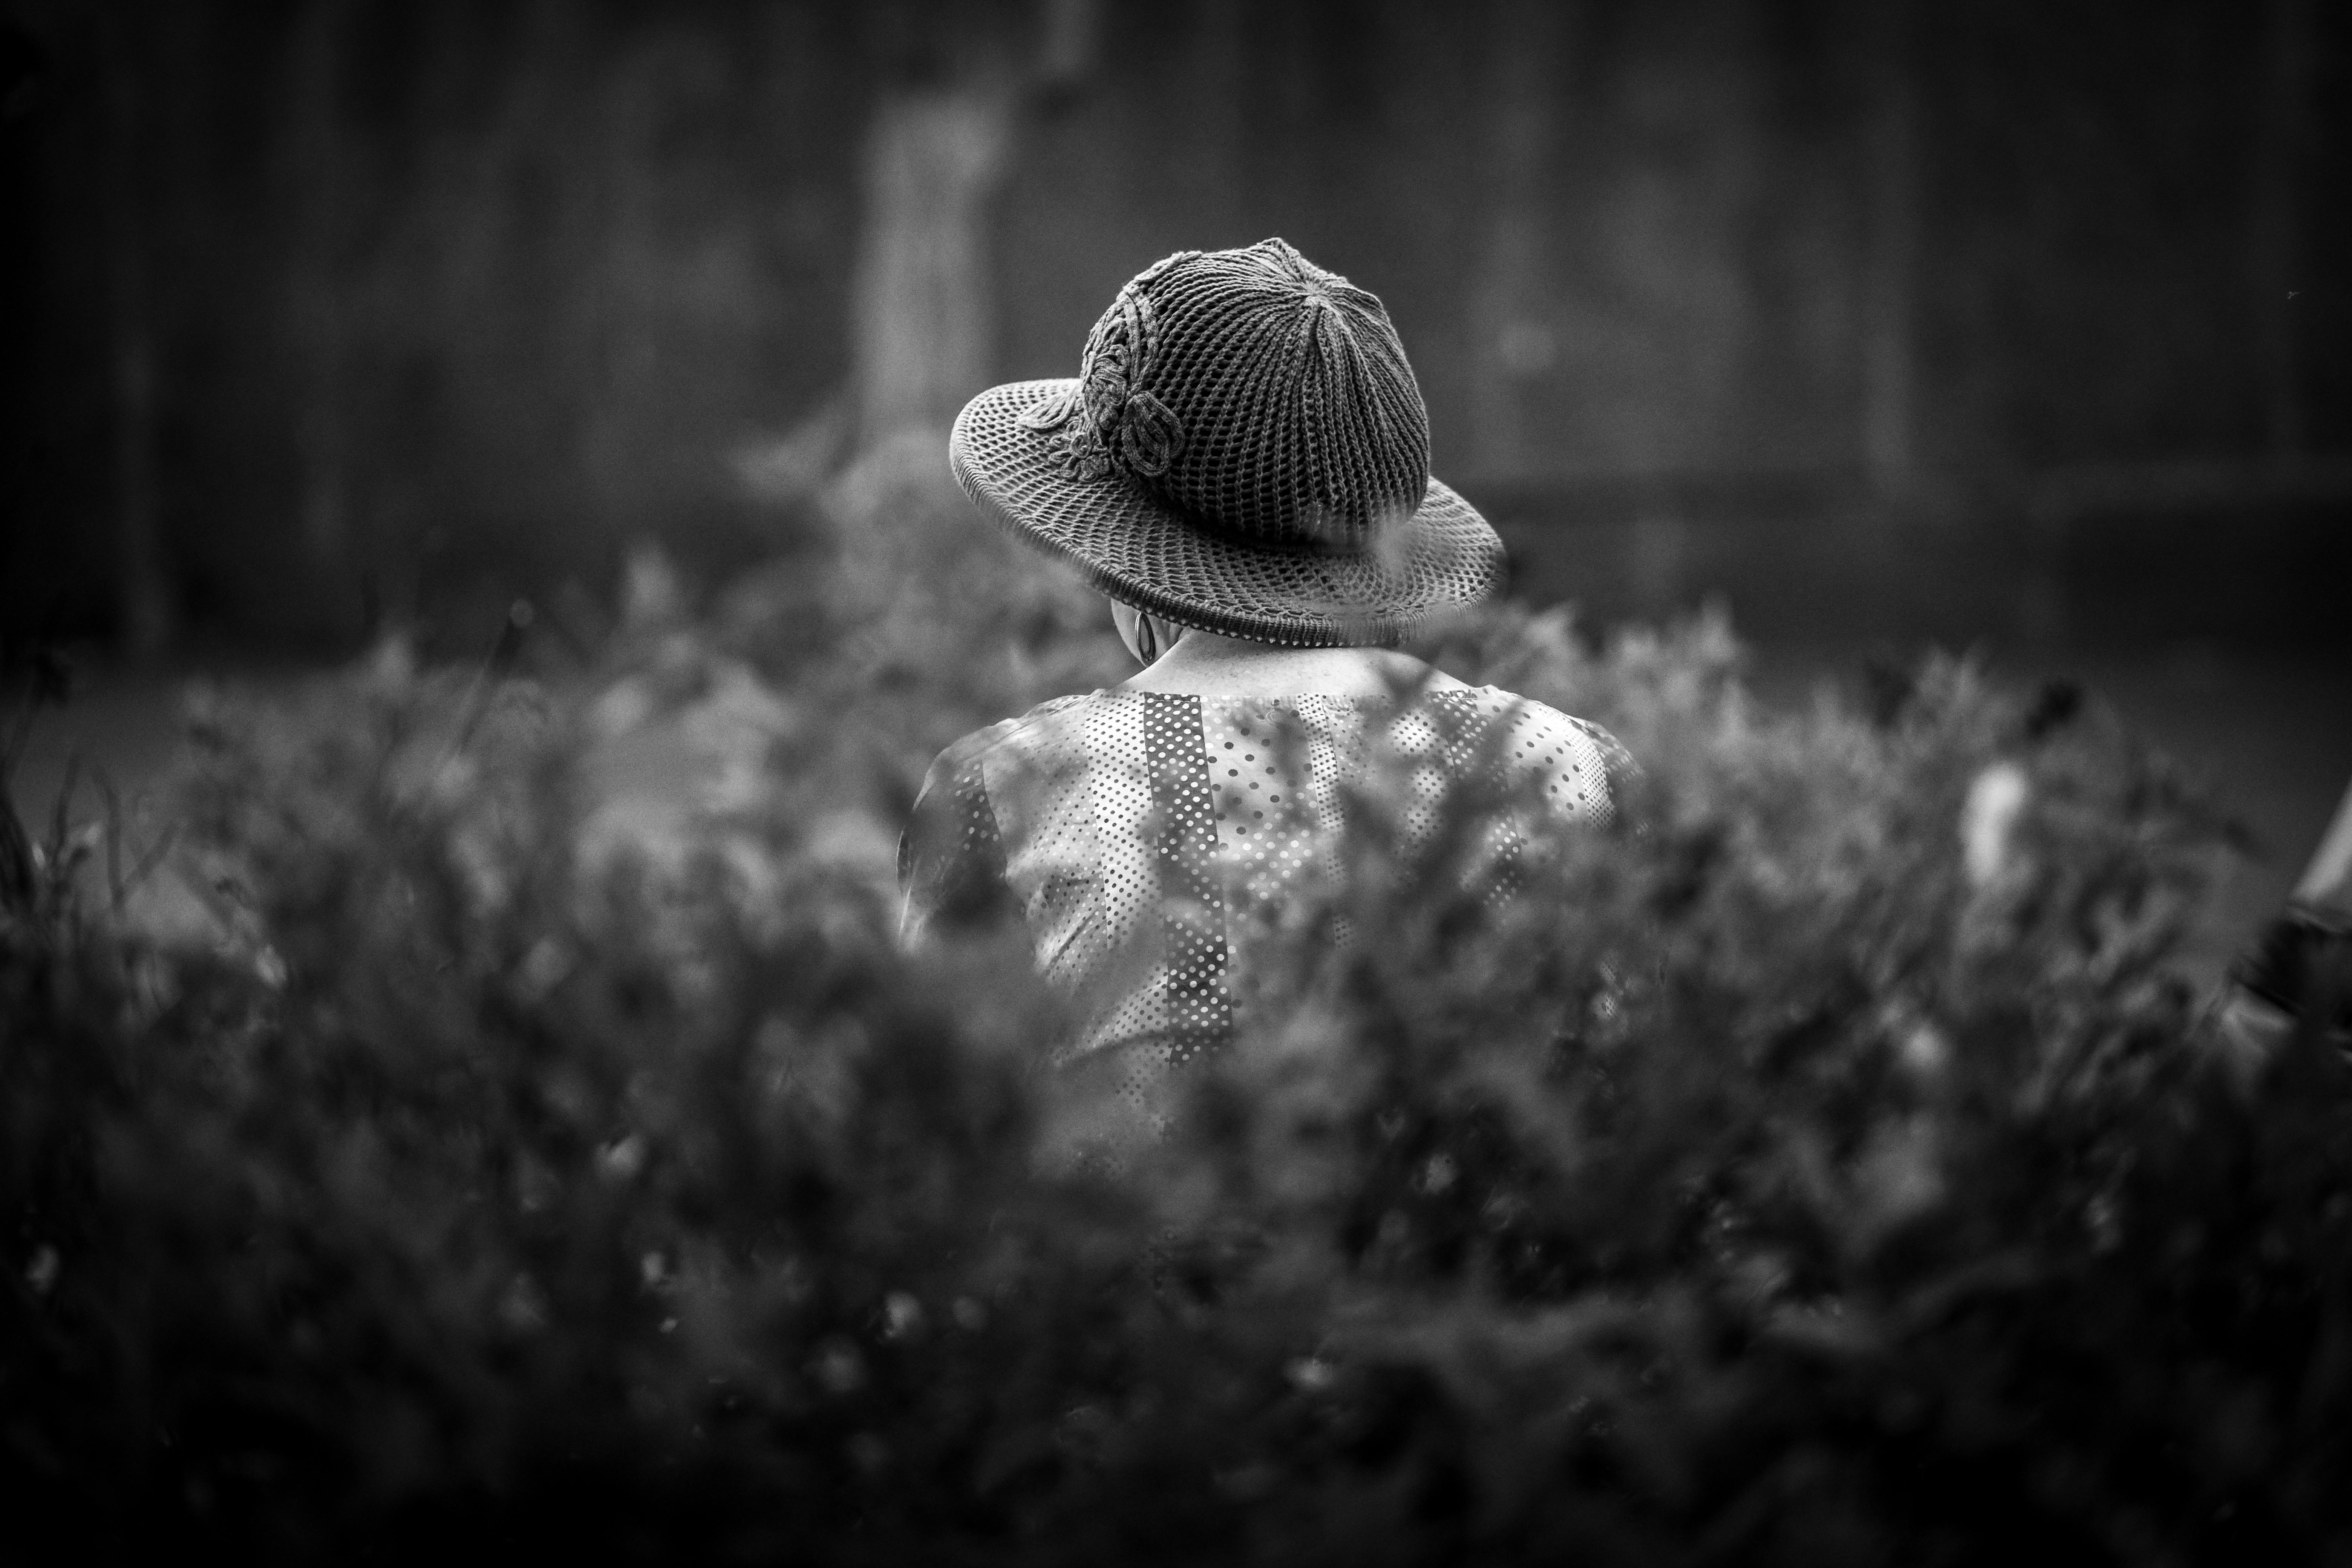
[898,687,1629,1129]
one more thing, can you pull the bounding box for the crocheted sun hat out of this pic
[949,239,1505,647]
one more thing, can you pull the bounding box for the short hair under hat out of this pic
[949,239,1505,647]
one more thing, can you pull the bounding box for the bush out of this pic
[5,566,2350,1562]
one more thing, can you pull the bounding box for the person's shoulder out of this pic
[1448,686,1637,820]
[921,691,1103,787]
[1503,690,1625,747]
[1439,684,1617,743]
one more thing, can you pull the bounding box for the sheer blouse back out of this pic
[898,685,1629,1132]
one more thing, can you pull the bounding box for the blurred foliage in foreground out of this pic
[6,456,2352,1563]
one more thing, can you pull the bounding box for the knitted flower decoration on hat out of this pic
[950,238,1505,647]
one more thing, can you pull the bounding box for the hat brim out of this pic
[949,379,1507,648]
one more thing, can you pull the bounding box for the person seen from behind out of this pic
[896,239,1631,1155]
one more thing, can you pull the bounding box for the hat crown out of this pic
[1022,239,1432,553]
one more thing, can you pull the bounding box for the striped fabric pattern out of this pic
[899,687,1626,1135]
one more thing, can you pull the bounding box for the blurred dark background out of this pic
[4,0,2347,660]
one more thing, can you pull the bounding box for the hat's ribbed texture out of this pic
[952,239,1505,647]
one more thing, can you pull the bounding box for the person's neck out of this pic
[1116,629,1466,698]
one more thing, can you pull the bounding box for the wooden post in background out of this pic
[1860,0,1918,498]
[850,3,1046,446]
[1469,0,1564,484]
[2253,0,2310,461]
[851,84,1014,442]
[101,1,171,658]
[288,0,356,638]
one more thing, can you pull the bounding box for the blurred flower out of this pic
[596,1135,645,1184]
[499,1274,547,1334]
[2085,1194,2123,1255]
[1961,760,2030,888]
[1899,1020,1948,1076]
[25,1244,59,1295]
[1851,1118,1946,1246]
[1284,1356,1337,1393]
[811,1338,865,1395]
[590,676,656,740]
[364,630,416,691]
[517,937,573,1001]
[621,540,687,631]
[882,1291,925,1341]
